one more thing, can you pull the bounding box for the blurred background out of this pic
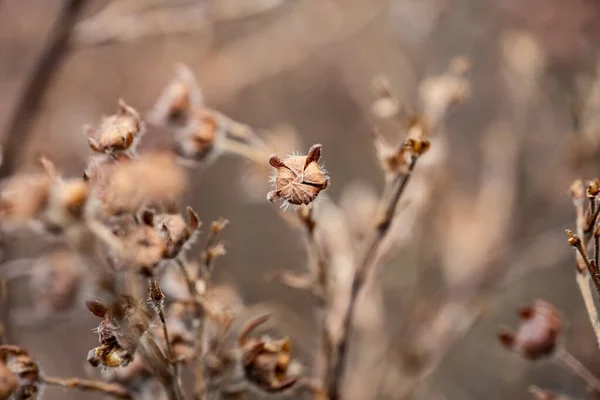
[2,0,600,399]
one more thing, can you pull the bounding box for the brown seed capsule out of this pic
[149,64,203,127]
[86,99,143,155]
[238,314,299,393]
[267,144,329,207]
[174,113,222,164]
[142,207,201,259]
[0,172,52,231]
[0,345,41,399]
[86,296,152,368]
[498,300,562,361]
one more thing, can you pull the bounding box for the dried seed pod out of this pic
[120,224,167,276]
[39,178,89,235]
[89,152,186,218]
[238,315,299,393]
[0,345,41,400]
[267,144,329,207]
[498,300,562,361]
[143,206,201,259]
[86,297,152,368]
[174,113,224,164]
[149,64,203,127]
[86,99,144,155]
[0,172,52,231]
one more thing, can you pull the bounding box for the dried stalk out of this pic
[570,191,600,349]
[327,157,418,399]
[139,332,184,400]
[43,376,132,399]
[298,206,332,384]
[555,348,600,394]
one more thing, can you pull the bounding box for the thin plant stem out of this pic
[555,348,600,394]
[43,376,132,399]
[219,138,269,165]
[571,192,600,349]
[298,206,332,384]
[327,157,417,399]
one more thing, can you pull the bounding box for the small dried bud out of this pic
[148,279,165,309]
[565,229,581,247]
[238,315,299,393]
[211,218,229,234]
[372,129,410,175]
[498,300,562,361]
[174,113,223,164]
[86,99,143,155]
[121,224,167,276]
[147,207,201,259]
[570,179,585,202]
[587,179,600,197]
[267,144,329,207]
[149,64,203,126]
[0,345,41,399]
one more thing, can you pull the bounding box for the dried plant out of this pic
[0,56,475,400]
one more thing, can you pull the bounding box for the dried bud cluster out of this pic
[0,345,41,399]
[238,315,299,393]
[267,144,329,207]
[498,300,562,361]
[86,297,152,368]
[86,99,144,156]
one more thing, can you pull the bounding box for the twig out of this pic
[555,348,600,394]
[43,376,132,399]
[138,332,184,400]
[297,206,332,384]
[327,157,418,399]
[569,183,600,349]
[0,0,87,178]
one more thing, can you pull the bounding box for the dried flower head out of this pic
[498,300,562,361]
[39,178,89,235]
[149,64,203,127]
[120,223,167,276]
[0,360,17,399]
[86,297,152,368]
[89,152,186,217]
[237,314,299,393]
[0,172,52,231]
[86,99,143,156]
[267,144,329,207]
[0,345,41,399]
[174,112,224,165]
[142,206,201,259]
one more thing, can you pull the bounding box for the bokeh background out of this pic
[2,0,600,399]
